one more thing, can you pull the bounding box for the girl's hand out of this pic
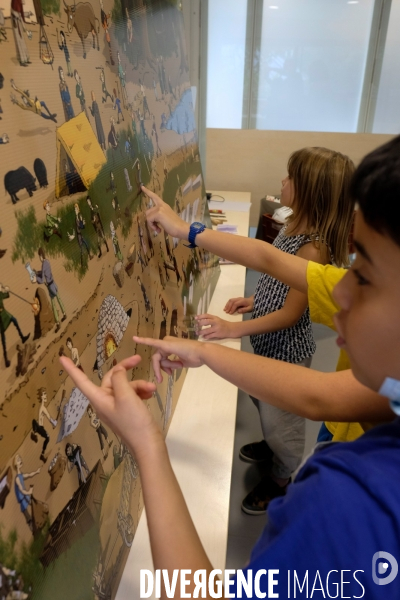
[59,355,159,455]
[142,185,190,239]
[133,336,206,383]
[195,314,238,340]
[224,295,254,315]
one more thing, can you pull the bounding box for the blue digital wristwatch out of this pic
[185,222,206,249]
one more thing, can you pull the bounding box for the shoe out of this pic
[61,314,67,322]
[55,323,61,333]
[40,453,48,463]
[239,440,273,464]
[22,333,30,344]
[241,474,290,516]
[5,358,10,368]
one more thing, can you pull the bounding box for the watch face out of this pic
[192,222,204,232]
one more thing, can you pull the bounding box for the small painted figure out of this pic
[11,0,31,67]
[66,337,83,371]
[57,29,73,77]
[137,276,152,320]
[116,52,128,107]
[137,216,148,258]
[96,66,113,103]
[68,203,94,266]
[138,110,147,138]
[32,388,57,462]
[139,79,151,118]
[151,116,161,156]
[43,200,62,242]
[124,168,132,192]
[58,66,75,122]
[137,248,147,272]
[74,69,87,118]
[158,264,165,289]
[110,220,123,260]
[100,0,114,65]
[0,283,30,368]
[153,78,159,102]
[10,79,57,122]
[0,133,9,144]
[89,90,106,150]
[87,405,112,459]
[87,196,109,257]
[108,116,118,149]
[14,455,40,532]
[113,88,124,123]
[145,219,155,257]
[65,443,90,485]
[33,247,67,332]
[125,7,133,43]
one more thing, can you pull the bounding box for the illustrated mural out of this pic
[0,1,220,597]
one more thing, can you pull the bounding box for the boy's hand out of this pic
[195,314,239,340]
[59,355,159,453]
[142,185,190,239]
[133,336,206,383]
[224,295,254,315]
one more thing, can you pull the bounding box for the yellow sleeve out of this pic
[306,262,346,331]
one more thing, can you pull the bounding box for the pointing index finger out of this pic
[141,185,162,206]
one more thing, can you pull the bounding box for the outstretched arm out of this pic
[133,337,393,423]
[60,354,215,597]
[143,185,309,294]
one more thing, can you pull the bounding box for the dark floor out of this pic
[225,268,339,569]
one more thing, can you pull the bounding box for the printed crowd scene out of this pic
[0,0,220,598]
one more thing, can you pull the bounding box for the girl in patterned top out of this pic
[195,147,355,514]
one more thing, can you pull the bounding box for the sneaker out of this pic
[239,440,273,464]
[241,474,290,516]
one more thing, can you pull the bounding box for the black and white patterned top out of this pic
[250,226,316,363]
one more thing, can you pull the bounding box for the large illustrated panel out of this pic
[0,1,220,598]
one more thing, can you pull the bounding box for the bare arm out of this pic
[134,337,393,423]
[143,186,309,293]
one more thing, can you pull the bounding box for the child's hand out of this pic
[224,296,254,315]
[59,355,159,454]
[142,185,190,239]
[133,336,206,383]
[195,314,238,340]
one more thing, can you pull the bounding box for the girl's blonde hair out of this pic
[287,147,355,267]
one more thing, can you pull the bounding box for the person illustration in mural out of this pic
[164,228,173,260]
[163,156,168,179]
[74,70,87,118]
[145,218,155,258]
[87,405,112,459]
[116,51,128,108]
[139,79,151,119]
[109,220,123,260]
[112,88,124,124]
[130,109,140,153]
[138,109,147,139]
[168,75,176,101]
[11,0,32,67]
[171,251,182,286]
[58,66,74,122]
[0,283,30,368]
[137,216,148,260]
[68,203,94,266]
[66,337,83,371]
[96,66,113,104]
[108,116,118,150]
[151,115,161,157]
[32,388,57,463]
[159,294,168,340]
[63,159,80,195]
[57,29,73,77]
[65,442,90,485]
[32,247,67,333]
[158,264,166,289]
[10,80,57,122]
[86,196,109,257]
[0,133,9,145]
[125,7,133,44]
[89,91,106,151]
[136,276,152,321]
[100,0,114,65]
[160,112,167,131]
[108,170,117,197]
[153,78,159,102]
[14,455,40,532]
[137,248,147,272]
[125,135,134,160]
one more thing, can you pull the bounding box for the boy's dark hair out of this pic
[350,135,400,246]
[38,247,46,259]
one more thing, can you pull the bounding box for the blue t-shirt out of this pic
[229,418,400,599]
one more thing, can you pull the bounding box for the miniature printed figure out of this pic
[74,69,87,117]
[0,283,30,368]
[100,0,114,65]
[108,116,118,150]
[124,168,132,192]
[11,0,32,67]
[32,387,57,463]
[139,79,151,118]
[89,91,106,150]
[126,7,133,43]
[136,248,147,272]
[10,79,57,122]
[66,337,83,371]
[0,133,9,144]
[113,88,124,123]
[87,405,112,459]
[137,216,148,259]
[58,66,75,122]
[96,66,113,103]
[145,219,155,257]
[65,443,90,485]
[32,247,66,332]
[158,264,166,289]
[110,221,123,260]
[14,455,41,532]
[57,29,73,77]
[137,276,153,320]
[43,200,62,242]
[87,196,109,257]
[68,203,94,265]
[116,51,128,107]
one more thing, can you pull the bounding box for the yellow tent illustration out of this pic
[55,112,107,198]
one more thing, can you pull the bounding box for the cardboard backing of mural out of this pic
[0,1,220,597]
